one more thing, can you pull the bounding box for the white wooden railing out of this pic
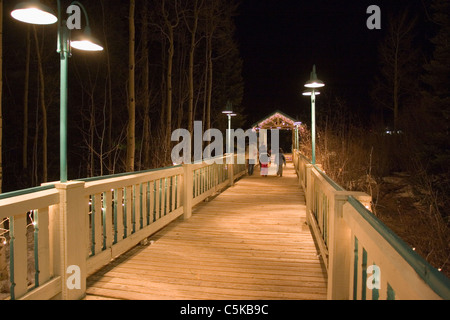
[0,154,246,300]
[0,186,61,300]
[293,150,450,300]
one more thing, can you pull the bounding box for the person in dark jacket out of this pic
[276,148,286,177]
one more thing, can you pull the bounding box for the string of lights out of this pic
[0,211,38,247]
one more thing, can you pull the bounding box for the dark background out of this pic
[234,0,428,125]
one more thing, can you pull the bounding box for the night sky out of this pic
[235,0,428,125]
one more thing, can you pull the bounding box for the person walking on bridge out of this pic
[259,145,270,177]
[275,148,286,177]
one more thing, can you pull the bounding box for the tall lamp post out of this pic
[293,122,302,151]
[222,101,236,155]
[303,65,324,165]
[11,0,103,182]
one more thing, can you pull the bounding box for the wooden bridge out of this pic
[1,152,449,300]
[85,163,327,300]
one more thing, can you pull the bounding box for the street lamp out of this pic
[11,0,103,182]
[293,121,302,151]
[222,101,236,154]
[11,0,58,25]
[303,65,324,165]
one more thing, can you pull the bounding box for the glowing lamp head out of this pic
[302,89,321,96]
[304,80,325,89]
[70,28,104,52]
[222,101,233,114]
[304,64,325,89]
[70,26,103,51]
[11,1,58,25]
[71,38,104,52]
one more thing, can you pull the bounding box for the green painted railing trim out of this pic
[361,248,368,300]
[313,164,345,191]
[102,192,107,250]
[387,283,396,300]
[90,196,96,256]
[348,196,450,300]
[371,262,380,300]
[33,210,40,288]
[9,218,16,300]
[113,190,118,244]
[295,151,345,191]
[76,165,182,183]
[353,237,359,300]
[132,186,136,234]
[0,185,56,201]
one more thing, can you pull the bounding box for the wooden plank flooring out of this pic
[86,163,328,300]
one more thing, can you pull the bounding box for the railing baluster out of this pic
[193,170,196,198]
[164,177,168,216]
[156,179,161,221]
[102,192,107,250]
[113,189,118,244]
[352,237,359,300]
[177,175,181,210]
[125,186,133,238]
[132,185,136,234]
[33,208,51,288]
[153,180,157,222]
[146,182,151,225]
[371,262,380,300]
[387,283,396,300]
[122,187,127,238]
[9,213,28,300]
[140,183,144,229]
[104,191,113,250]
[33,210,40,288]
[158,179,162,219]
[115,188,124,243]
[94,193,102,255]
[90,196,95,256]
[169,176,173,213]
[361,248,368,300]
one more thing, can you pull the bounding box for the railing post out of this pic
[55,181,87,300]
[293,150,298,173]
[0,244,6,284]
[227,154,234,187]
[305,163,314,222]
[183,164,193,220]
[327,191,371,300]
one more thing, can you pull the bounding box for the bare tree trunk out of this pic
[204,2,218,132]
[23,27,31,170]
[100,0,114,174]
[187,0,200,135]
[393,33,399,131]
[162,0,180,162]
[160,37,166,127]
[32,90,39,186]
[89,100,95,177]
[0,0,6,282]
[127,0,136,172]
[206,33,213,131]
[142,4,151,168]
[0,0,3,192]
[166,27,174,158]
[33,26,48,183]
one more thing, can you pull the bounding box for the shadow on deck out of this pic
[85,163,328,300]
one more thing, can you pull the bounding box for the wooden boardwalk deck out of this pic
[86,163,328,300]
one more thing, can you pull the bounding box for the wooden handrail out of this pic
[294,150,450,300]
[0,154,246,300]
